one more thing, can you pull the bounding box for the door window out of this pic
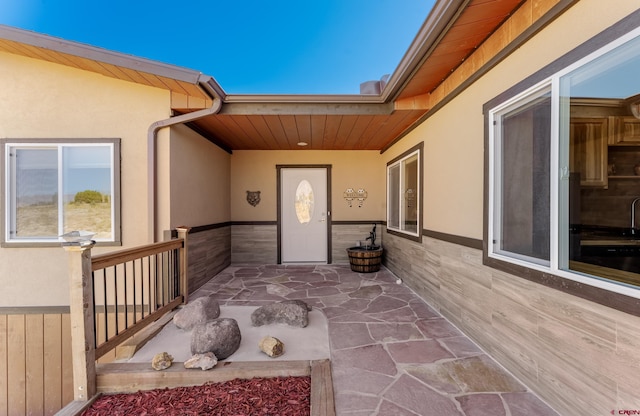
[295,180,314,224]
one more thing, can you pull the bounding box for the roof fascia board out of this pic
[1,0,465,106]
[221,0,469,105]
[203,77,229,101]
[221,93,387,104]
[381,0,469,101]
[217,101,395,116]
[381,0,577,154]
[0,24,215,86]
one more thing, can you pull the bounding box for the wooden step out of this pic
[59,359,335,416]
[96,359,313,393]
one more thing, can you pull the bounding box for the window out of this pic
[488,27,640,295]
[387,143,422,240]
[295,179,314,224]
[491,86,551,266]
[2,139,120,245]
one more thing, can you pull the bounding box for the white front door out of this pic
[280,167,329,263]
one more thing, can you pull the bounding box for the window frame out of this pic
[484,18,640,310]
[386,142,423,242]
[1,138,121,247]
[489,84,553,267]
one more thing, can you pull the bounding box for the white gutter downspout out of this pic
[147,75,223,242]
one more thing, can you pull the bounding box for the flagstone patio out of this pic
[191,264,560,416]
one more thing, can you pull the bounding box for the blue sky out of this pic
[0,0,434,94]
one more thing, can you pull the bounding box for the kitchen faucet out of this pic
[632,197,640,235]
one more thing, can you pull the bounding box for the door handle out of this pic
[319,212,326,222]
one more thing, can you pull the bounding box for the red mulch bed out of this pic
[82,376,311,416]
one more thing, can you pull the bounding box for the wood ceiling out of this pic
[182,106,429,152]
[0,0,525,152]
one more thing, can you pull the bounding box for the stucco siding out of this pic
[0,52,170,307]
[382,1,640,413]
[230,150,384,222]
[168,124,231,229]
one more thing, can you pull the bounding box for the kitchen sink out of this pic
[580,226,640,239]
[572,225,640,274]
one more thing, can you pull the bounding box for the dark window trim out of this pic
[386,142,424,243]
[0,138,122,247]
[483,11,640,317]
[423,228,482,250]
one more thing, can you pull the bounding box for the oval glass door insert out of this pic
[295,180,314,224]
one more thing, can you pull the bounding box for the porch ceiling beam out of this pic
[394,93,431,110]
[216,102,395,116]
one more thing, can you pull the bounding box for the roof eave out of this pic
[218,0,468,106]
[220,93,388,105]
[381,0,468,102]
[0,24,213,86]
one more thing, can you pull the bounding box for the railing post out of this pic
[176,226,191,304]
[63,241,97,401]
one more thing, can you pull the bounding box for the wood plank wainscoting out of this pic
[231,221,384,265]
[231,222,278,264]
[0,308,73,416]
[382,226,640,415]
[331,221,384,264]
[183,223,231,294]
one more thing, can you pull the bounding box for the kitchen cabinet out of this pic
[607,145,640,179]
[570,118,608,187]
[608,116,640,145]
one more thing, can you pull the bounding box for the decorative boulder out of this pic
[173,296,220,330]
[151,352,173,371]
[251,300,310,328]
[190,318,241,360]
[184,352,218,370]
[259,335,284,358]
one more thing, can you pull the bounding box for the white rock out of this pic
[184,352,218,370]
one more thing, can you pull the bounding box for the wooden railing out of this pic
[62,227,189,402]
[91,238,183,359]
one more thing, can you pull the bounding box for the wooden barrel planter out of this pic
[346,246,383,273]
